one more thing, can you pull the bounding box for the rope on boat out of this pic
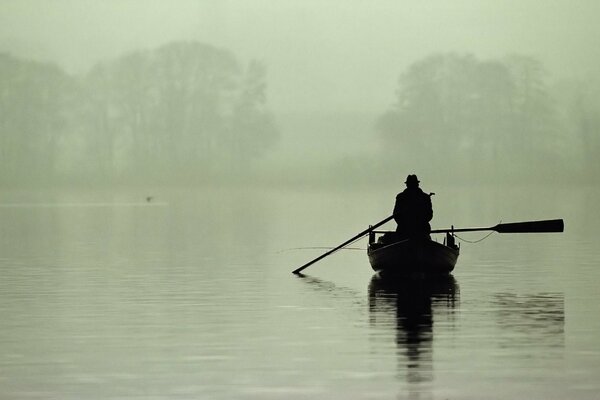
[454,231,495,243]
[451,219,501,244]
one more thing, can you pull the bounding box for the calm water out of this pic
[0,185,598,399]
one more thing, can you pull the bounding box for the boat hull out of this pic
[367,239,459,277]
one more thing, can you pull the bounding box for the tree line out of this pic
[1,46,598,187]
[377,53,600,184]
[0,41,278,185]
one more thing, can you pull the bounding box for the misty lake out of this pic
[0,184,599,399]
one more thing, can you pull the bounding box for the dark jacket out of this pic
[393,187,433,238]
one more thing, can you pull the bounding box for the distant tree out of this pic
[502,55,560,168]
[85,41,278,180]
[378,53,560,182]
[554,77,600,181]
[228,61,278,164]
[0,54,74,183]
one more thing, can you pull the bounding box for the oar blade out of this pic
[495,219,564,233]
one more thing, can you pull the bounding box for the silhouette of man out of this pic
[393,174,433,240]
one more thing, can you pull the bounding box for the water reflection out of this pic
[368,275,459,394]
[493,292,564,349]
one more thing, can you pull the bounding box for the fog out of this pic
[1,0,600,187]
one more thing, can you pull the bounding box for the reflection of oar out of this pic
[292,215,394,275]
[431,219,564,234]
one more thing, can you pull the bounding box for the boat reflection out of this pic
[368,274,459,388]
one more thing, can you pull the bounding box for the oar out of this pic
[292,215,394,275]
[431,219,564,234]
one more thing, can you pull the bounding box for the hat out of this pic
[405,174,420,185]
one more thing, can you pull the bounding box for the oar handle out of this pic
[431,226,490,234]
[292,215,394,274]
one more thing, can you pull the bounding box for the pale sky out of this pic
[1,0,599,116]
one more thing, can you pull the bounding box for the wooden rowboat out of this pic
[292,218,562,276]
[367,233,459,277]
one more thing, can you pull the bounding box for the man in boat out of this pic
[393,174,433,240]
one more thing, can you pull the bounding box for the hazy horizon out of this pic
[1,1,600,186]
